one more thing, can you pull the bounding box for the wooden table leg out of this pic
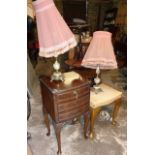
[112,98,122,125]
[42,106,50,136]
[84,111,90,139]
[53,123,62,155]
[90,107,102,139]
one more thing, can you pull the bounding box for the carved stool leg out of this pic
[54,123,62,155]
[43,106,50,136]
[112,98,121,125]
[84,111,90,139]
[90,107,102,139]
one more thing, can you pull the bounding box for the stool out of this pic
[89,83,122,139]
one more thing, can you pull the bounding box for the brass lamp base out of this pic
[50,57,64,82]
[51,71,64,82]
[91,86,103,94]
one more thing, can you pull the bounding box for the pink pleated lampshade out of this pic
[81,31,117,69]
[33,0,77,58]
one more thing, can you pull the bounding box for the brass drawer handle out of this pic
[73,90,78,99]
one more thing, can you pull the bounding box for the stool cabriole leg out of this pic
[112,98,121,125]
[90,107,102,139]
[84,111,90,138]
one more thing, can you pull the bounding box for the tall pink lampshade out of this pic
[33,0,77,58]
[81,31,117,89]
[32,0,77,81]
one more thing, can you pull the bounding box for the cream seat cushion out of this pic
[90,83,122,109]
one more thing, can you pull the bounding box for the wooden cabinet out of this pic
[114,0,127,68]
[115,0,127,28]
[39,75,90,154]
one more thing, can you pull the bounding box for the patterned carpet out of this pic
[27,68,127,155]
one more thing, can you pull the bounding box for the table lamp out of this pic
[81,31,117,91]
[32,0,77,81]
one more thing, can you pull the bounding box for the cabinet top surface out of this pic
[39,76,89,93]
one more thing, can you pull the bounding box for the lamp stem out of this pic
[55,57,58,72]
[94,64,101,88]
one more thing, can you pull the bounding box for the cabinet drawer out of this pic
[56,85,90,103]
[58,94,90,112]
[57,93,90,122]
[58,103,89,122]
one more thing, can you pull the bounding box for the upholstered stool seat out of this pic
[90,83,122,139]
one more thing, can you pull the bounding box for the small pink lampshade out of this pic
[33,0,77,58]
[81,31,117,69]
